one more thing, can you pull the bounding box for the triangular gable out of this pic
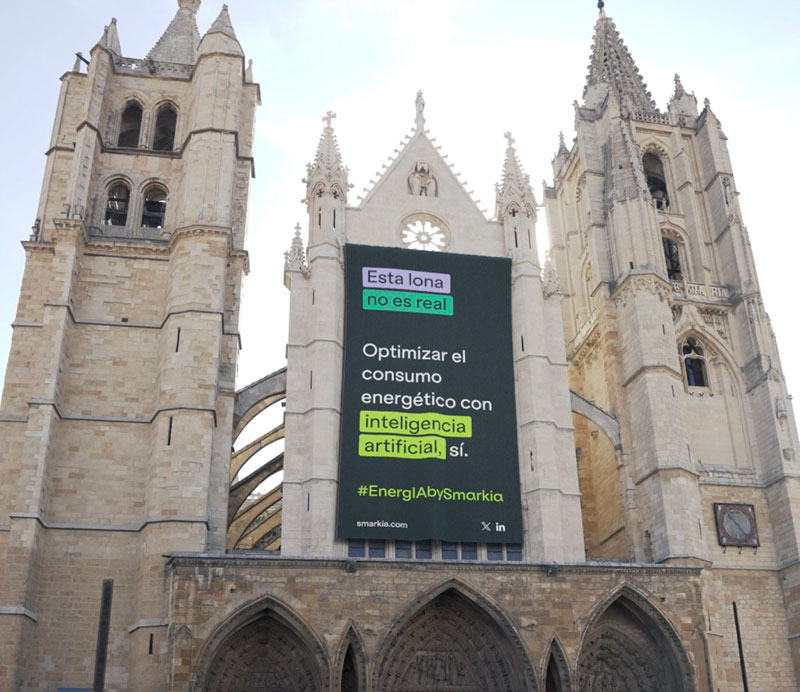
[357,127,487,225]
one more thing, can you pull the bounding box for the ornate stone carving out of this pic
[577,593,694,692]
[404,652,471,688]
[284,224,310,277]
[542,254,562,298]
[698,306,728,340]
[408,160,438,197]
[415,90,426,130]
[203,612,323,692]
[375,589,533,691]
[613,275,671,309]
[571,325,601,367]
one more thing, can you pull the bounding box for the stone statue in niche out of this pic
[408,161,438,197]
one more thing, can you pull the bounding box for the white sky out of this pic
[1,0,798,402]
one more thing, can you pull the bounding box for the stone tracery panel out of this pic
[375,588,535,691]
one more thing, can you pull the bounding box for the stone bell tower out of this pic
[545,5,800,684]
[0,2,258,688]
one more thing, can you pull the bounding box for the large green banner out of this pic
[337,244,521,543]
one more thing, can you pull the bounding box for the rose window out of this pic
[399,219,447,251]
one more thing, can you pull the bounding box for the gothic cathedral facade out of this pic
[1,2,798,691]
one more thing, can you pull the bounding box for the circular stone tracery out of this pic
[398,213,450,251]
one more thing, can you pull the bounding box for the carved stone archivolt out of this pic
[375,588,535,691]
[571,325,601,367]
[197,606,329,692]
[577,592,694,692]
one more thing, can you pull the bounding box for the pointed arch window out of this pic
[153,104,177,151]
[545,656,565,692]
[682,336,708,388]
[118,101,142,148]
[643,152,669,210]
[141,184,167,229]
[104,182,130,226]
[341,645,359,692]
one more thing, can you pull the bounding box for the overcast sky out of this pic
[1,0,798,400]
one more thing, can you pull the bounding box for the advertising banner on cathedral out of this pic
[337,243,521,543]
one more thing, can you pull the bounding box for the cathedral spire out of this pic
[584,9,656,112]
[96,18,121,56]
[552,132,570,177]
[495,132,536,218]
[207,4,237,39]
[668,73,699,123]
[198,3,243,56]
[146,0,201,65]
[673,73,686,99]
[303,111,350,206]
[284,224,309,277]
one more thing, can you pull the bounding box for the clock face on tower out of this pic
[713,503,759,548]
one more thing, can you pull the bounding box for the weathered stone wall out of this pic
[168,557,715,691]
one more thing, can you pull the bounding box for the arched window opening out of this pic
[341,646,359,692]
[663,236,682,280]
[643,152,669,210]
[141,184,167,228]
[545,657,563,692]
[153,104,177,151]
[118,101,142,148]
[682,336,708,388]
[104,182,130,226]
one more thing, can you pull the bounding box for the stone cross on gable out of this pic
[323,111,336,128]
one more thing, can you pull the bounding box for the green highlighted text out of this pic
[363,289,453,315]
[358,434,446,459]
[359,410,471,437]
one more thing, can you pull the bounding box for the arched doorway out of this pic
[196,605,327,692]
[577,590,695,691]
[375,586,535,691]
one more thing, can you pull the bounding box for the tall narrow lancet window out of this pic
[104,182,130,226]
[118,101,143,148]
[662,236,682,280]
[141,184,167,228]
[643,152,669,210]
[682,336,708,388]
[153,104,177,151]
[545,658,563,692]
[341,646,359,692]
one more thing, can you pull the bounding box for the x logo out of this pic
[481,521,492,531]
